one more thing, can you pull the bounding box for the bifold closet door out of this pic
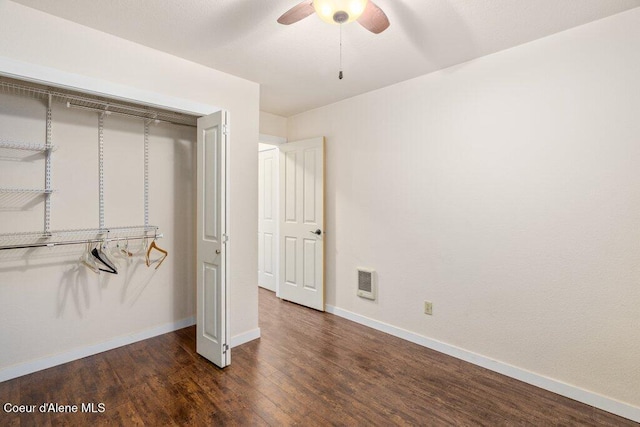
[196,110,229,368]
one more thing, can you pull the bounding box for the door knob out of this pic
[216,249,221,254]
[310,229,322,236]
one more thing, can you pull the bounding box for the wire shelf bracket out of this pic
[44,94,53,234]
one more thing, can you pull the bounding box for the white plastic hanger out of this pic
[79,243,99,274]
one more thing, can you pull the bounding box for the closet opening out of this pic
[0,73,230,380]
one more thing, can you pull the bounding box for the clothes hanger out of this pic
[130,237,148,257]
[145,238,168,270]
[111,239,132,259]
[79,243,100,274]
[91,241,118,274]
[108,240,122,262]
[120,239,133,257]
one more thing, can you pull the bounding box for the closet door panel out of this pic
[196,110,228,368]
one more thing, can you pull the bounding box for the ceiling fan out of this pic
[277,0,390,34]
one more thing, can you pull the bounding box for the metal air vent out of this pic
[357,267,376,300]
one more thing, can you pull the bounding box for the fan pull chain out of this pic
[339,24,343,80]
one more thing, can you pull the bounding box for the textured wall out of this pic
[288,8,640,408]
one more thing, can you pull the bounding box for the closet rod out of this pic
[66,103,196,127]
[0,233,163,251]
[0,79,197,127]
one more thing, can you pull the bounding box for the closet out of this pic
[0,74,229,380]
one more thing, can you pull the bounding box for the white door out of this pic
[258,148,278,292]
[279,137,325,311]
[196,111,229,368]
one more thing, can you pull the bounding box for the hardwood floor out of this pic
[1,288,636,426]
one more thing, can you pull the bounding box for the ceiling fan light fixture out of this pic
[313,0,369,25]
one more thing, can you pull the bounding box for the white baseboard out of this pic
[0,316,196,383]
[325,304,640,423]
[230,328,261,348]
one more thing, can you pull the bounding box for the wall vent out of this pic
[357,267,376,300]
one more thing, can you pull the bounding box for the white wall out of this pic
[0,1,259,374]
[259,111,287,139]
[288,8,640,412]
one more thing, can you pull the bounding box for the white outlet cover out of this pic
[424,301,433,315]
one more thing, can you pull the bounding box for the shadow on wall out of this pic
[74,241,165,314]
[0,242,165,318]
[169,129,197,321]
[58,264,95,318]
[57,247,164,318]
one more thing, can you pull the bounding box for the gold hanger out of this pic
[146,239,168,270]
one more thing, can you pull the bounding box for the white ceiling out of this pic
[11,0,640,117]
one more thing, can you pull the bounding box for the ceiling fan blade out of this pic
[357,0,390,34]
[277,1,315,25]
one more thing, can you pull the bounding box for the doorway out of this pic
[257,136,326,311]
[258,138,284,294]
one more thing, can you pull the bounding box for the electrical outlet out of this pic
[424,301,433,315]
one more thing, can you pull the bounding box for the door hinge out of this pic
[222,124,229,136]
[223,344,229,354]
[222,234,229,243]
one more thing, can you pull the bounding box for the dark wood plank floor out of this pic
[1,288,636,426]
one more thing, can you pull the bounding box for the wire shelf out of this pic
[0,225,161,251]
[0,188,54,194]
[0,80,49,100]
[0,225,158,238]
[0,78,198,127]
[0,140,54,152]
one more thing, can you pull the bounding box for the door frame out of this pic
[258,134,286,296]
